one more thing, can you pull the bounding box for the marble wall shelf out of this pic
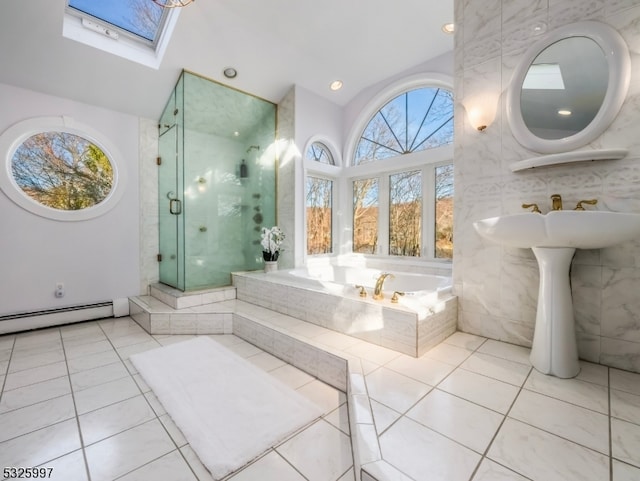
[510,148,628,172]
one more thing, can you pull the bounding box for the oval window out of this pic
[12,131,114,210]
[0,116,126,221]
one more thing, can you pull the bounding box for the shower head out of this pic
[246,145,260,153]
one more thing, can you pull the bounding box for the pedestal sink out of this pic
[473,211,640,378]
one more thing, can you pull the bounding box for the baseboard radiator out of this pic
[0,301,118,335]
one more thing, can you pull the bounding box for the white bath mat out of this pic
[130,337,322,479]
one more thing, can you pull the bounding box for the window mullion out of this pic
[423,165,436,259]
[379,174,390,255]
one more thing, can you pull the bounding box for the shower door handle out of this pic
[169,198,182,215]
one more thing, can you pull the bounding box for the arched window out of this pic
[347,79,454,259]
[354,87,453,165]
[305,141,334,165]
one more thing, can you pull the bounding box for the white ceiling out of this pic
[0,0,454,120]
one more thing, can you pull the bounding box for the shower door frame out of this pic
[158,124,185,290]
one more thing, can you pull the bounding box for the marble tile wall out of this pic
[454,0,640,372]
[276,88,298,270]
[139,118,160,296]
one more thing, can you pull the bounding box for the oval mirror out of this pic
[506,21,630,154]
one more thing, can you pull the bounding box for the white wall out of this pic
[454,1,640,373]
[0,83,141,316]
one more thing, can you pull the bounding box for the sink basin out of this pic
[473,211,640,249]
[473,210,640,378]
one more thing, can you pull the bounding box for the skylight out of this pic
[68,0,164,43]
[64,0,180,69]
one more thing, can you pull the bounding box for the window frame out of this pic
[349,158,451,259]
[0,116,127,221]
[344,73,454,261]
[303,137,340,258]
[344,73,455,168]
[63,1,180,69]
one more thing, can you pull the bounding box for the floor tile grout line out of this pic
[90,321,186,481]
[521,382,610,415]
[58,325,94,481]
[608,366,613,481]
[369,338,488,443]
[465,360,535,481]
[0,336,17,404]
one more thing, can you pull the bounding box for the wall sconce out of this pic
[463,91,500,132]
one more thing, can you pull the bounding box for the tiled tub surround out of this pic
[232,271,458,357]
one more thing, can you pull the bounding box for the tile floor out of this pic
[1,314,640,481]
[0,318,353,481]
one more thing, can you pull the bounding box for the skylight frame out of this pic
[63,0,181,69]
[66,0,171,46]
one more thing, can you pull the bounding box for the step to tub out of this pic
[149,283,236,310]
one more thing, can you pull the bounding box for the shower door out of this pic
[158,124,184,290]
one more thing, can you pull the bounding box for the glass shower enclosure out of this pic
[158,71,277,291]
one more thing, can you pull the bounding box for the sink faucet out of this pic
[551,194,563,210]
[373,273,394,300]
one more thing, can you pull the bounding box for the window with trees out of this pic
[350,84,454,259]
[12,132,114,211]
[0,117,125,221]
[306,141,335,165]
[353,178,379,254]
[355,87,453,165]
[306,176,333,254]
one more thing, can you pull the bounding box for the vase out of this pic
[264,261,278,273]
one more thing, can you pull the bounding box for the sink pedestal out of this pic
[530,247,580,378]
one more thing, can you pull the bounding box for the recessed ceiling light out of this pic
[330,80,343,91]
[223,67,238,79]
[233,131,240,137]
[557,109,572,116]
[442,23,455,34]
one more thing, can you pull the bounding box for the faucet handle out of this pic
[522,203,541,213]
[355,285,367,298]
[574,199,598,211]
[391,291,405,303]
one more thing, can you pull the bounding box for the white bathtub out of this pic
[272,265,452,305]
[233,266,457,356]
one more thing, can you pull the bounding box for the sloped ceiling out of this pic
[0,0,453,120]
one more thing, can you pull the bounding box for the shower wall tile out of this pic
[455,0,640,373]
[139,118,159,295]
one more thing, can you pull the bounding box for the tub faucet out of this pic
[373,273,394,300]
[551,194,563,210]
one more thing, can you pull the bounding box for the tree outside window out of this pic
[355,88,453,165]
[351,85,454,259]
[306,176,332,254]
[353,178,379,254]
[390,171,422,256]
[306,142,334,165]
[11,131,114,211]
